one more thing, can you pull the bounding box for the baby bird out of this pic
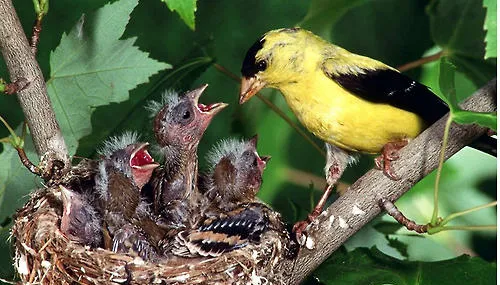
[96,132,158,219]
[59,185,102,247]
[96,132,162,260]
[170,136,272,257]
[201,136,270,211]
[147,85,227,230]
[238,27,496,235]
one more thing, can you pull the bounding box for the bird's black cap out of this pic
[241,36,265,78]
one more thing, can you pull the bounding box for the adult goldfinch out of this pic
[239,27,494,235]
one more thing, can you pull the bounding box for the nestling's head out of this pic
[240,27,326,104]
[59,185,102,247]
[205,135,270,204]
[99,132,159,189]
[148,85,228,151]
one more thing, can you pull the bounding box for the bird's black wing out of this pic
[171,206,269,257]
[322,62,450,125]
[199,207,268,241]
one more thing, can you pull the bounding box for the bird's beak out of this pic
[260,155,271,163]
[59,185,73,214]
[257,155,270,173]
[186,84,209,101]
[130,143,159,189]
[130,142,159,170]
[189,84,229,116]
[239,76,266,104]
[197,102,229,116]
[249,134,259,148]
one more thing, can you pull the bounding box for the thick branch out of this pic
[0,0,69,168]
[282,78,497,284]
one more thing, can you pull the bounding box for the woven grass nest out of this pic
[11,168,294,284]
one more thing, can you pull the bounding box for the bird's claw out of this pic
[293,210,321,242]
[375,140,408,180]
[292,220,309,242]
[375,153,401,180]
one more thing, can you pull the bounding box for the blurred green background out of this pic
[0,0,496,283]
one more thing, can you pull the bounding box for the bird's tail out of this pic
[469,134,497,157]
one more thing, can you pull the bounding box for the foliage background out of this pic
[0,0,496,283]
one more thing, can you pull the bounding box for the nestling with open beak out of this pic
[147,85,228,231]
[239,27,496,236]
[96,132,162,259]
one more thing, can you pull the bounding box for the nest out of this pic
[11,183,292,284]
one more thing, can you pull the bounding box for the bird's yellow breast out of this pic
[278,70,426,153]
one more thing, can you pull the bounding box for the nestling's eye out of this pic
[256,60,267,71]
[172,101,195,125]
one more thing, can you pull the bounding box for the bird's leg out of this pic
[374,139,408,180]
[293,144,351,239]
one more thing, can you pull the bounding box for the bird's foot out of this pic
[292,220,309,241]
[374,140,408,180]
[292,211,321,241]
[293,184,334,241]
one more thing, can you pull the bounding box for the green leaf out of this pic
[436,58,497,130]
[299,0,368,40]
[76,56,213,158]
[162,0,197,30]
[428,0,495,87]
[429,0,487,59]
[314,247,496,285]
[437,58,456,108]
[47,0,170,155]
[448,55,496,88]
[373,221,404,235]
[483,0,497,59]
[453,110,497,131]
[33,0,49,17]
[0,130,40,224]
[386,237,409,259]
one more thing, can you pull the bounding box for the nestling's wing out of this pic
[322,57,449,125]
[112,224,159,261]
[172,230,248,257]
[172,207,269,257]
[105,167,140,218]
[200,207,268,240]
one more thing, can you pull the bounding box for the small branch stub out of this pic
[378,198,428,233]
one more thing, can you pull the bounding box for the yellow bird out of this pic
[238,27,455,234]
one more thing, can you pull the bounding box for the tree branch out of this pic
[282,78,497,284]
[0,0,69,171]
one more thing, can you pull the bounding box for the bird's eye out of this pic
[256,60,267,71]
[172,102,195,125]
